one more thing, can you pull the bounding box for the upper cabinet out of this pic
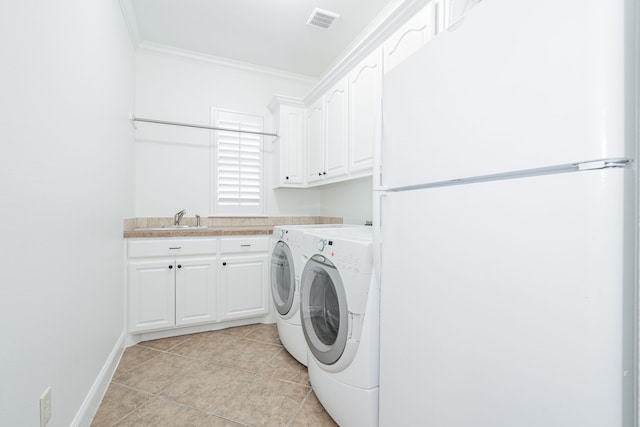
[383,3,434,74]
[268,96,306,188]
[268,2,449,189]
[306,97,325,184]
[307,77,349,184]
[348,48,382,174]
[323,77,349,180]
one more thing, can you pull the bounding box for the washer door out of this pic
[270,241,295,315]
[300,254,348,365]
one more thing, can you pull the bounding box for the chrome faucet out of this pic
[174,209,186,226]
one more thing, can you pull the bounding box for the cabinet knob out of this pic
[177,264,182,269]
[222,262,227,266]
[285,176,289,180]
[318,172,322,176]
[168,265,173,269]
[323,171,327,175]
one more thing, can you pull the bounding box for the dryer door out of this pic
[300,254,348,365]
[270,241,295,315]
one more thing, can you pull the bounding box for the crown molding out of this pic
[118,0,141,48]
[267,95,306,113]
[304,0,431,104]
[137,42,318,85]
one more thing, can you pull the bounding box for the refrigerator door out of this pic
[378,168,635,426]
[381,0,628,189]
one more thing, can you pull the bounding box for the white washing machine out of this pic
[299,227,378,427]
[270,224,366,366]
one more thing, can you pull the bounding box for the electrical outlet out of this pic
[40,387,51,427]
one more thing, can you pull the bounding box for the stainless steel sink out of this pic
[134,225,210,231]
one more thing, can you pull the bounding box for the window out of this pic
[211,109,264,215]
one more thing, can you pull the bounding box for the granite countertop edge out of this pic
[123,226,274,239]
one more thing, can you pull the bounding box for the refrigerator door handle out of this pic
[577,159,631,171]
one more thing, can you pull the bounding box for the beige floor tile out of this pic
[161,363,255,412]
[92,324,335,426]
[217,323,261,338]
[258,348,310,387]
[138,334,192,351]
[289,391,338,427]
[245,323,281,345]
[114,352,203,394]
[90,383,153,427]
[114,396,209,426]
[199,415,246,426]
[213,376,310,427]
[169,331,240,361]
[114,345,162,375]
[209,338,282,372]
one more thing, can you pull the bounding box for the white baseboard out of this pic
[70,331,126,427]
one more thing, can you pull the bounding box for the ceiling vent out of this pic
[306,8,340,30]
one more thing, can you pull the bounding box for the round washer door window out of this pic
[270,241,295,315]
[300,254,348,365]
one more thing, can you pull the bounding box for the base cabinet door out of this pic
[175,256,217,326]
[128,258,176,333]
[219,253,269,321]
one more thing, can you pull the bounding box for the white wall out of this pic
[319,177,374,225]
[134,50,322,217]
[0,1,134,425]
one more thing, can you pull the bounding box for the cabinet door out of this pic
[383,4,433,74]
[219,253,269,321]
[175,256,217,326]
[128,259,175,333]
[278,105,305,186]
[306,98,324,183]
[324,77,348,179]
[348,48,382,173]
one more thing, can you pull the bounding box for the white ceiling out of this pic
[128,0,400,78]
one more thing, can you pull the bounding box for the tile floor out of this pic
[91,323,337,427]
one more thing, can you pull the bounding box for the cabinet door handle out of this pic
[169,247,181,250]
[168,265,173,269]
[222,262,227,266]
[177,264,182,269]
[240,244,251,247]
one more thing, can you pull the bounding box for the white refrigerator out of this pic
[375,0,637,426]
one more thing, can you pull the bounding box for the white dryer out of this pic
[299,227,378,427]
[270,224,366,366]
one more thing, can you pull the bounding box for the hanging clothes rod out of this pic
[130,114,278,138]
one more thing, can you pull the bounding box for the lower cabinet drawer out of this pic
[128,238,217,258]
[220,236,269,253]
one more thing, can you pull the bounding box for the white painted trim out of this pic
[305,0,431,104]
[138,42,318,85]
[117,0,140,48]
[130,315,275,344]
[267,95,305,113]
[70,332,126,427]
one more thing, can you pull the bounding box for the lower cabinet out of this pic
[128,258,177,332]
[219,236,270,321]
[175,257,218,326]
[128,256,217,332]
[127,236,269,334]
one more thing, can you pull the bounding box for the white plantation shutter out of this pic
[213,110,264,214]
